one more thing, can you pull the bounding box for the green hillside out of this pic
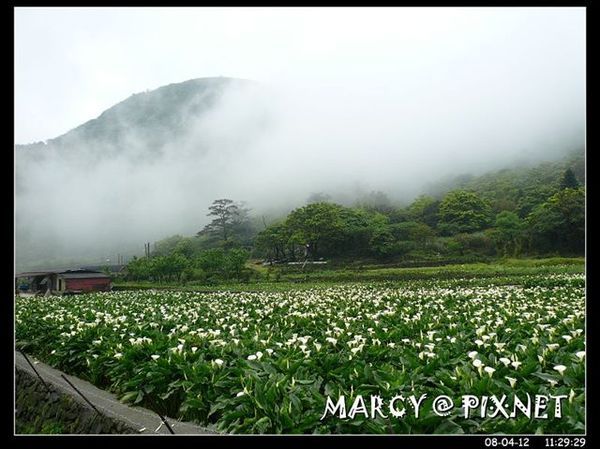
[15,77,248,156]
[425,149,584,217]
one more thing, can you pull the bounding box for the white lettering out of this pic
[348,395,369,419]
[320,395,347,420]
[462,395,480,419]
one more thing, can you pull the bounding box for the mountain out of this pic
[16,77,250,157]
[15,76,261,271]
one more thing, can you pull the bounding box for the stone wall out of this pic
[16,366,137,434]
[15,352,217,435]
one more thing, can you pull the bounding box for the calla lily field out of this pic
[15,271,585,434]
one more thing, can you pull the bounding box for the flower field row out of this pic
[15,273,585,433]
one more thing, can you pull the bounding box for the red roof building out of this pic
[15,269,112,295]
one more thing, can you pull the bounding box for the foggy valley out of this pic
[14,8,585,270]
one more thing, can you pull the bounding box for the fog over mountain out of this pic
[14,8,585,270]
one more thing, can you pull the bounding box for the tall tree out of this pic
[255,222,293,261]
[492,211,524,256]
[229,201,254,244]
[407,195,440,228]
[198,199,250,245]
[527,187,585,254]
[286,202,346,258]
[560,168,580,190]
[438,190,493,235]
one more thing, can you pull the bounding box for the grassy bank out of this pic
[112,257,584,292]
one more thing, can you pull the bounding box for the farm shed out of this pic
[15,269,112,295]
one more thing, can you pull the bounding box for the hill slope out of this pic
[16,77,250,157]
[424,149,584,217]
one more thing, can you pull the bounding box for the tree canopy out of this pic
[438,191,493,235]
[197,198,253,247]
[127,150,585,284]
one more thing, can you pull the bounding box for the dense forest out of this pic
[124,149,584,284]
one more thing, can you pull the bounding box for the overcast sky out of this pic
[15,7,585,144]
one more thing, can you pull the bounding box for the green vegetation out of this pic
[438,190,493,235]
[17,418,65,434]
[114,258,584,292]
[126,248,252,284]
[121,151,583,285]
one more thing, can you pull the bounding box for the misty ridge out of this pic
[15,76,584,271]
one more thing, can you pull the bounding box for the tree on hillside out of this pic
[369,226,397,257]
[224,248,250,280]
[195,249,227,278]
[356,191,394,214]
[126,254,189,283]
[194,248,250,282]
[286,202,346,258]
[197,199,251,246]
[255,221,295,261]
[560,168,580,190]
[173,238,196,259]
[406,195,441,228]
[516,185,557,218]
[160,253,189,282]
[438,191,493,235]
[526,187,585,254]
[153,235,188,257]
[491,211,524,256]
[335,207,383,256]
[407,195,435,220]
[126,256,153,281]
[229,201,254,243]
[390,221,435,244]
